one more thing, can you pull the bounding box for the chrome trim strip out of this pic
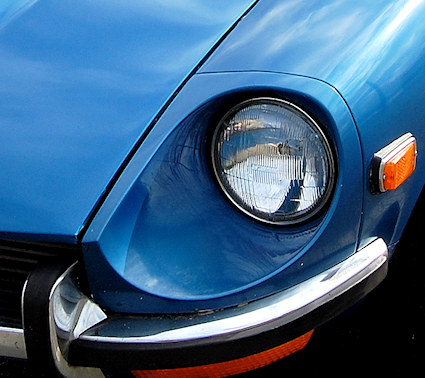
[1,238,388,364]
[0,326,27,359]
[48,263,106,377]
[78,238,388,345]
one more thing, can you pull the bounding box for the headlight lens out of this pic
[212,98,335,224]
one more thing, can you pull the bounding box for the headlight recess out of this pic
[212,98,335,225]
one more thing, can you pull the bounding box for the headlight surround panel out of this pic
[211,98,335,225]
[102,96,325,301]
[82,71,363,314]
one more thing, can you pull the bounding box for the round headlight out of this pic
[212,98,335,224]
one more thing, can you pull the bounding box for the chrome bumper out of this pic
[0,238,388,372]
[0,326,26,359]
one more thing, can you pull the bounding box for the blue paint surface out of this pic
[0,0,254,242]
[83,0,425,312]
[83,71,363,312]
[2,0,425,313]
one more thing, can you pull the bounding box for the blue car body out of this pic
[1,0,424,376]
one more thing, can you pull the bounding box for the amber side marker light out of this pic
[132,330,314,378]
[370,133,417,193]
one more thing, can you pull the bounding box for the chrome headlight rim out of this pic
[211,97,336,226]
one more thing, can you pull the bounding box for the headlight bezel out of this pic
[211,97,336,225]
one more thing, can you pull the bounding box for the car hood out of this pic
[0,0,255,243]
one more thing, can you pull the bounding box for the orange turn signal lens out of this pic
[132,330,314,378]
[371,133,417,193]
[382,138,417,190]
[382,139,417,191]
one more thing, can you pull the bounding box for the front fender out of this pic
[82,71,363,313]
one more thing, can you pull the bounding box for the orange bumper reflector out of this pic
[132,330,314,378]
[382,139,417,191]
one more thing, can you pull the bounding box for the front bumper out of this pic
[1,238,388,375]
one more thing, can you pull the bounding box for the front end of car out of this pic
[15,72,392,377]
[1,0,425,377]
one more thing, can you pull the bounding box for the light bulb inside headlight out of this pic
[212,98,335,224]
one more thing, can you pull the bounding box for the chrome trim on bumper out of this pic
[0,326,26,359]
[0,238,388,370]
[78,238,388,345]
[49,263,106,378]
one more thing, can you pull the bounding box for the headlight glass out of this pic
[212,98,334,224]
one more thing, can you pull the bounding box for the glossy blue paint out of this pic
[81,0,425,313]
[83,71,363,312]
[2,0,424,316]
[200,0,425,249]
[0,0,37,30]
[0,0,255,242]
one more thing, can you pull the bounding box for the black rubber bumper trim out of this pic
[23,257,77,376]
[68,263,386,370]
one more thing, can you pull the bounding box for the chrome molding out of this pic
[0,326,27,359]
[48,263,106,378]
[1,237,388,370]
[0,277,27,359]
[77,238,388,345]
